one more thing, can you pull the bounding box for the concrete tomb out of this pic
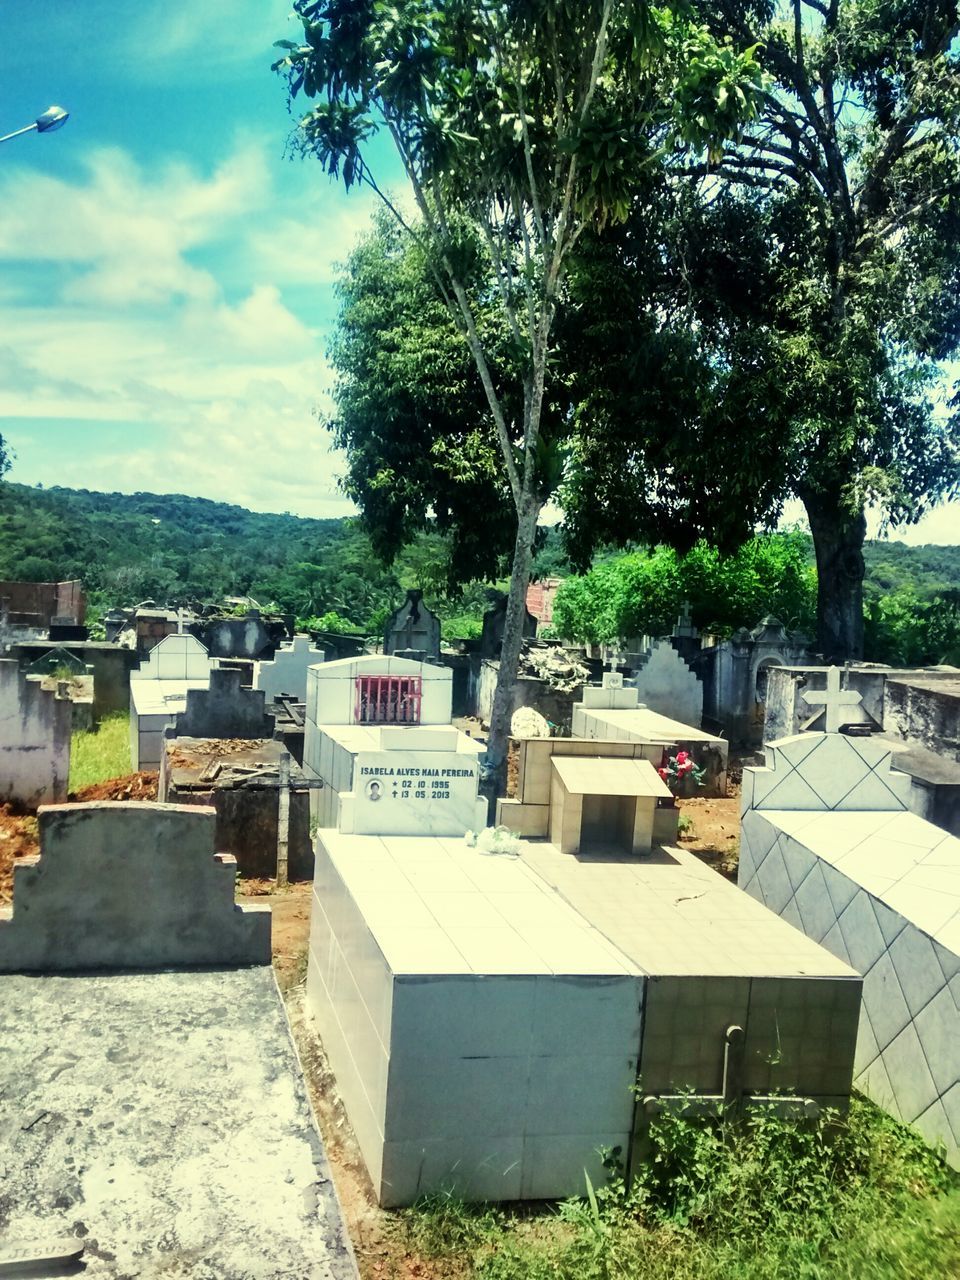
[254,632,326,703]
[0,801,270,970]
[740,674,960,1168]
[572,674,729,796]
[160,737,314,880]
[764,664,960,835]
[625,638,703,728]
[173,665,275,741]
[306,659,860,1205]
[304,653,467,830]
[0,658,71,808]
[0,801,357,1278]
[128,632,213,770]
[384,588,441,659]
[497,736,676,841]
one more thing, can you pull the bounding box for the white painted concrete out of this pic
[254,634,326,703]
[0,659,71,807]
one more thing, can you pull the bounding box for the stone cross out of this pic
[801,666,862,734]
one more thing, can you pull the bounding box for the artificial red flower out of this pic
[657,767,669,780]
[675,750,689,764]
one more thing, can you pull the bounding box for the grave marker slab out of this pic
[0,659,71,807]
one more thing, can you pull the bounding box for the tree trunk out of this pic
[803,494,867,662]
[480,493,542,821]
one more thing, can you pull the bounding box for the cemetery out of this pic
[3,0,960,1270]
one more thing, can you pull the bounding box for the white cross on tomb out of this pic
[801,666,862,734]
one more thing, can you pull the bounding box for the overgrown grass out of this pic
[69,712,132,792]
[396,1098,959,1279]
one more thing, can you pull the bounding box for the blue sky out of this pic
[0,2,957,544]
[0,0,396,516]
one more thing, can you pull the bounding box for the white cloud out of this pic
[0,138,360,516]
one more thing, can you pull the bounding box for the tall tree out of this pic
[684,0,960,658]
[0,434,11,481]
[275,0,761,798]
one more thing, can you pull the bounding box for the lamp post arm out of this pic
[0,122,39,146]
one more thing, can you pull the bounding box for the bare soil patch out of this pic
[0,805,39,904]
[70,771,159,803]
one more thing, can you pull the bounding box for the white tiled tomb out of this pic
[741,725,960,1168]
[303,654,485,833]
[306,657,861,1204]
[571,681,728,796]
[128,633,214,770]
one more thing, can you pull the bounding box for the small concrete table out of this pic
[549,756,672,854]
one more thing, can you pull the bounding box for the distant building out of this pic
[525,577,563,628]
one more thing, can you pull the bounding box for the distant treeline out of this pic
[0,483,957,661]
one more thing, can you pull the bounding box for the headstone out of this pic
[254,634,326,704]
[0,802,269,969]
[625,639,703,727]
[173,668,275,741]
[384,589,441,659]
[800,665,863,733]
[480,592,537,659]
[0,660,71,807]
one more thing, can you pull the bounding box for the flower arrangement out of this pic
[658,750,706,791]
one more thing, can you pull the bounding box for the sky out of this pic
[0,0,391,517]
[0,2,957,545]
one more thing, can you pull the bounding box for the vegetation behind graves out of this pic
[2,482,960,662]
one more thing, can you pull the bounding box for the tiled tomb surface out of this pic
[520,840,861,1104]
[128,633,213,770]
[308,826,859,1206]
[740,730,960,1167]
[307,829,643,1206]
[0,968,358,1280]
[571,687,728,796]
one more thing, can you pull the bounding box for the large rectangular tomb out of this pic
[740,707,960,1168]
[308,829,644,1206]
[572,679,728,795]
[306,659,861,1206]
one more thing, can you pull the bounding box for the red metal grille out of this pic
[355,675,422,725]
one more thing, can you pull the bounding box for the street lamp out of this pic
[0,105,69,147]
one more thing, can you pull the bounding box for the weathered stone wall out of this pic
[884,677,960,763]
[476,659,582,734]
[0,802,270,970]
[0,659,71,807]
[11,641,139,717]
[174,667,275,740]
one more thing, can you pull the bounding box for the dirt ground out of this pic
[0,772,161,906]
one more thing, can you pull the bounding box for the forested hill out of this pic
[0,482,472,630]
[0,482,958,639]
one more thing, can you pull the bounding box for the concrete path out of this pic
[0,967,357,1280]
